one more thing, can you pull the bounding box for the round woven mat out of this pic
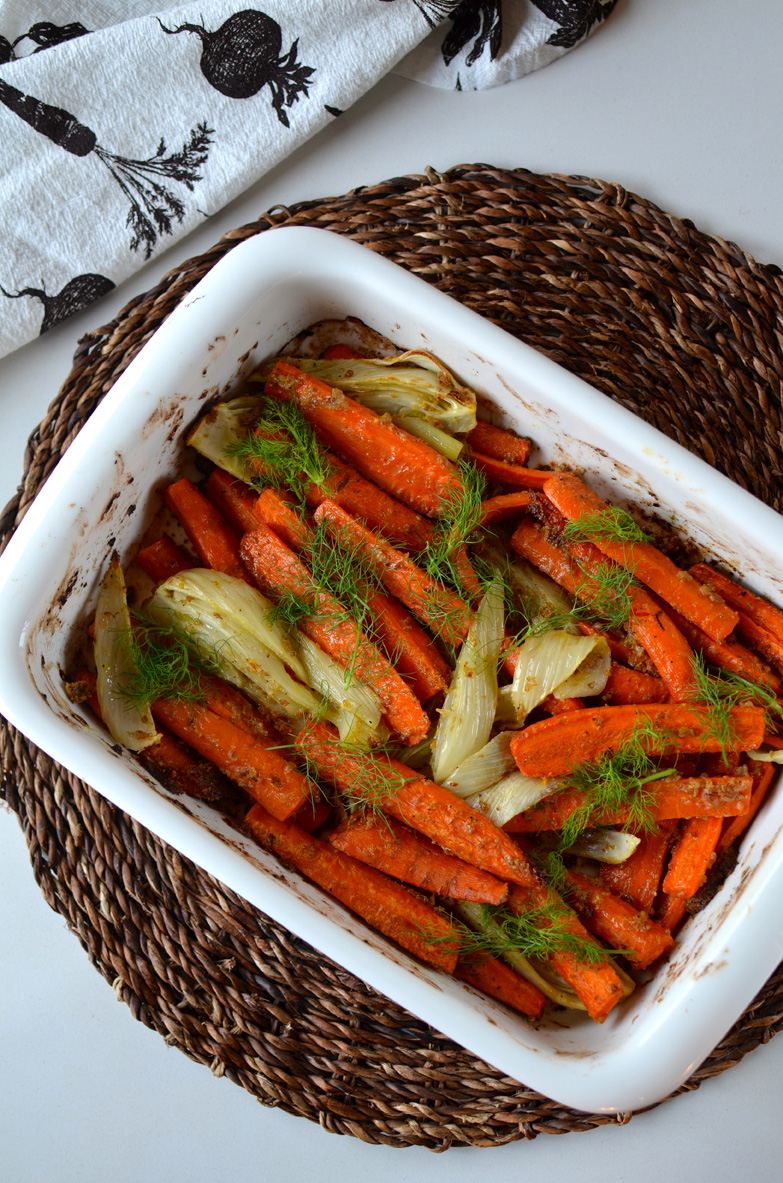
[3,165,783,1150]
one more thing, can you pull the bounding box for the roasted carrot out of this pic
[364,590,451,701]
[657,894,687,933]
[509,704,766,778]
[163,477,253,585]
[576,620,643,668]
[600,663,668,705]
[479,491,533,526]
[253,485,310,548]
[456,954,546,1018]
[329,814,509,904]
[564,871,674,969]
[600,822,676,912]
[661,601,780,692]
[240,524,430,745]
[506,885,625,1023]
[243,804,459,973]
[467,451,555,491]
[198,674,278,744]
[510,518,698,701]
[321,344,362,360]
[313,499,473,648]
[291,795,332,835]
[661,816,724,898]
[504,776,754,831]
[544,474,739,642]
[134,536,193,583]
[151,697,312,821]
[265,361,462,518]
[718,761,776,850]
[691,564,783,642]
[205,468,260,534]
[297,721,543,891]
[466,422,532,465]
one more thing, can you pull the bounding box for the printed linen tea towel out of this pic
[0,0,617,358]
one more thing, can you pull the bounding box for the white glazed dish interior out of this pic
[1,226,782,1115]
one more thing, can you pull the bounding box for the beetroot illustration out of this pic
[1,274,115,334]
[159,10,315,126]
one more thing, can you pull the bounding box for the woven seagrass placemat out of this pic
[2,165,783,1150]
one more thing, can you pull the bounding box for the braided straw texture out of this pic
[2,166,783,1150]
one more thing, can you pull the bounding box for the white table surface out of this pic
[3,2,783,1178]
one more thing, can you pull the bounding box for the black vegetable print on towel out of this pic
[441,0,501,67]
[0,21,89,60]
[530,0,618,49]
[0,78,213,257]
[159,10,315,127]
[377,2,462,32]
[0,274,115,335]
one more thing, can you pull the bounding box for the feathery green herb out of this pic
[438,901,623,967]
[423,459,486,586]
[564,506,652,547]
[117,608,223,709]
[228,398,327,505]
[576,560,637,630]
[691,652,783,758]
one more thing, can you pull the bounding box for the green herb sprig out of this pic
[691,652,783,759]
[118,608,223,709]
[228,398,327,505]
[564,506,652,548]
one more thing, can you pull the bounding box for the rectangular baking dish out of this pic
[1,226,782,1113]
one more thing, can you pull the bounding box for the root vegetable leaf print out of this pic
[0,78,213,258]
[441,1,501,67]
[0,275,115,335]
[159,10,315,127]
[531,0,618,49]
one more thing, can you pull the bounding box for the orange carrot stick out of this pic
[265,361,462,518]
[661,816,724,898]
[150,697,312,820]
[365,589,451,701]
[576,621,642,668]
[600,663,668,705]
[197,674,278,744]
[455,954,546,1019]
[240,524,430,745]
[564,870,674,969]
[291,795,332,835]
[204,468,260,535]
[253,485,310,548]
[718,761,776,850]
[657,895,687,933]
[506,885,625,1023]
[544,474,739,642]
[321,343,362,360]
[163,477,253,585]
[140,726,237,806]
[134,536,193,583]
[479,491,533,526]
[313,499,473,648]
[600,822,676,912]
[467,451,555,490]
[243,804,459,973]
[691,564,783,641]
[329,814,509,904]
[297,721,544,891]
[510,704,766,778]
[661,601,780,692]
[504,776,753,831]
[466,422,532,465]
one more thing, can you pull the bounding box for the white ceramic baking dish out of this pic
[1,227,782,1114]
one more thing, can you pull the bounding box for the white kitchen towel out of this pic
[0,1,617,358]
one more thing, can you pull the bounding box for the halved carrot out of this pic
[544,474,739,642]
[151,697,312,820]
[504,776,754,831]
[198,674,278,744]
[296,721,543,891]
[600,822,676,912]
[466,422,533,465]
[240,524,430,745]
[468,451,555,490]
[243,804,459,973]
[505,885,625,1023]
[329,814,509,904]
[456,954,546,1019]
[600,663,668,705]
[718,761,776,850]
[365,590,451,701]
[313,499,473,648]
[656,895,687,933]
[134,536,193,583]
[661,816,724,898]
[205,468,260,534]
[509,704,766,778]
[565,870,674,969]
[163,477,253,584]
[661,600,780,692]
[291,795,332,835]
[577,621,643,669]
[479,491,533,526]
[253,485,310,548]
[321,344,362,360]
[265,361,462,518]
[691,564,783,643]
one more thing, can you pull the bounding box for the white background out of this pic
[3,1,783,1178]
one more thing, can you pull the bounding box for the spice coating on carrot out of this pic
[466,422,532,466]
[134,536,193,583]
[205,468,260,535]
[600,663,668,705]
[600,822,676,913]
[265,361,463,518]
[718,761,776,850]
[329,814,509,904]
[239,523,430,744]
[244,804,459,973]
[544,474,739,642]
[661,816,724,898]
[479,491,533,526]
[509,704,766,778]
[467,451,556,490]
[565,870,674,969]
[456,955,546,1018]
[163,477,253,584]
